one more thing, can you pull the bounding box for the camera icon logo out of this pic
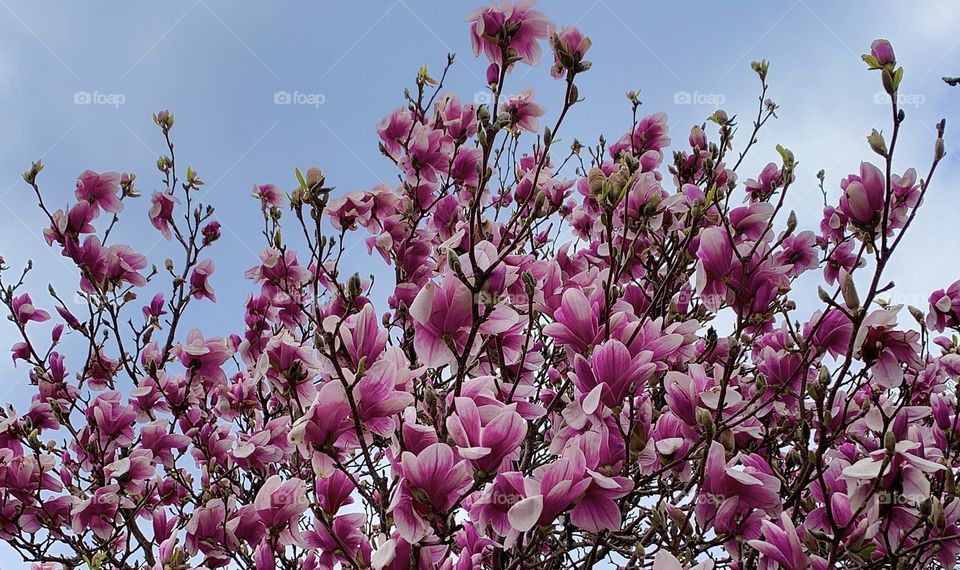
[74,91,92,105]
[274,91,292,105]
[474,91,493,106]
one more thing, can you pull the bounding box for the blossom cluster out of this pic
[0,4,956,570]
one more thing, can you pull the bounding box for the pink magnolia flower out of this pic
[501,89,545,133]
[253,184,285,208]
[549,26,591,78]
[853,306,922,388]
[190,258,216,301]
[446,396,526,474]
[696,442,781,534]
[71,484,121,539]
[928,279,960,332]
[747,513,826,570]
[839,162,885,230]
[175,329,232,388]
[843,440,945,508]
[695,226,734,310]
[572,338,656,413]
[468,0,551,67]
[870,39,896,67]
[542,287,603,352]
[399,123,454,186]
[103,244,148,287]
[149,191,179,239]
[202,220,221,244]
[775,230,819,278]
[254,475,308,542]
[11,294,50,325]
[744,162,782,202]
[436,93,478,141]
[377,107,415,158]
[75,170,123,214]
[409,274,518,368]
[391,442,472,543]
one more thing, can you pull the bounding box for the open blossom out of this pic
[253,183,285,208]
[11,294,50,325]
[190,258,216,301]
[468,0,551,67]
[549,26,591,78]
[928,279,960,331]
[501,89,545,133]
[75,170,123,213]
[254,475,308,540]
[149,191,179,239]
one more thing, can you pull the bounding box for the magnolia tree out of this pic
[1,2,957,569]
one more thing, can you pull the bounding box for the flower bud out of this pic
[840,269,860,311]
[871,39,896,68]
[867,129,887,157]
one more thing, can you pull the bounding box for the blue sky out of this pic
[1,1,959,566]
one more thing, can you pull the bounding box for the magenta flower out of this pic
[468,0,551,67]
[543,287,603,351]
[399,123,454,186]
[149,191,179,239]
[747,513,825,570]
[190,258,216,301]
[744,162,782,202]
[775,230,819,278]
[410,274,518,368]
[75,170,123,214]
[928,279,960,332]
[253,183,285,208]
[202,220,221,244]
[175,329,232,388]
[288,380,354,454]
[377,107,415,158]
[550,26,591,79]
[853,306,922,388]
[142,292,167,320]
[11,294,50,325]
[572,338,656,413]
[696,442,781,533]
[446,396,526,473]
[254,475,308,542]
[839,161,885,230]
[695,226,734,310]
[501,89,545,133]
[870,39,896,67]
[71,484,121,539]
[391,442,472,543]
[471,471,530,539]
[104,244,148,287]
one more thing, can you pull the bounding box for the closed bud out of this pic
[348,273,362,298]
[908,305,925,327]
[867,129,888,157]
[884,430,896,453]
[785,210,797,234]
[840,270,860,310]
